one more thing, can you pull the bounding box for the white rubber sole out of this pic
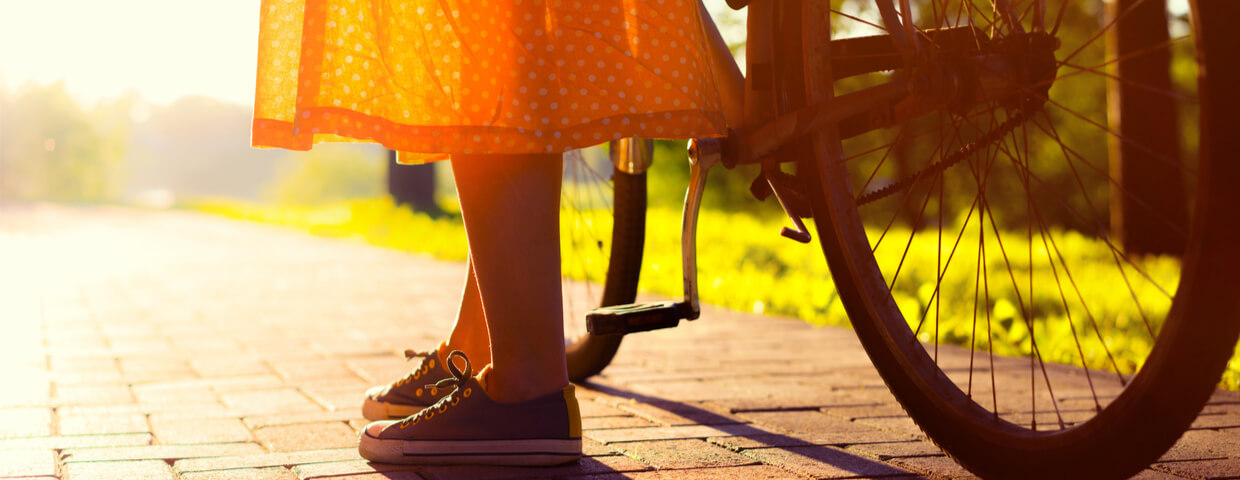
[362,398,425,421]
[359,434,582,466]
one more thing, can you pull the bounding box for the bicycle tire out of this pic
[784,1,1240,478]
[563,161,647,382]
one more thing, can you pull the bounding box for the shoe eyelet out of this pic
[426,410,435,419]
[439,404,448,413]
[428,359,436,369]
[463,388,472,398]
[430,387,438,396]
[451,397,460,406]
[415,388,423,396]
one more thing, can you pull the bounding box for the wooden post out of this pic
[1107,0,1188,256]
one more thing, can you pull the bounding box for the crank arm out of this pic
[679,138,724,320]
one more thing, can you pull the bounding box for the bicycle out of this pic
[558,1,1240,478]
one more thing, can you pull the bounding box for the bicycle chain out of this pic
[854,108,1034,206]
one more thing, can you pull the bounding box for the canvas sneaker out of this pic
[362,342,455,420]
[358,351,582,466]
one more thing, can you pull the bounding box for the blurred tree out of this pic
[127,96,285,201]
[265,144,385,205]
[387,150,442,216]
[0,82,118,202]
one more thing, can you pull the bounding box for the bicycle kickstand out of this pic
[584,138,722,336]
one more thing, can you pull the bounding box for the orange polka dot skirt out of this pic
[252,0,729,163]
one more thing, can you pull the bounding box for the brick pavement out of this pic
[2,203,1240,480]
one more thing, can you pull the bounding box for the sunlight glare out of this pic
[0,0,260,106]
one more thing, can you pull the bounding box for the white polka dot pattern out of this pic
[252,0,727,162]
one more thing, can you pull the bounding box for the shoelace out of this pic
[398,350,472,429]
[390,348,437,389]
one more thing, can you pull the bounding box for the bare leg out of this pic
[450,152,567,403]
[443,260,491,366]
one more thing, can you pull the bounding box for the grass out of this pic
[188,196,1240,391]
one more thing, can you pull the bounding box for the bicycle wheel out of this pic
[782,1,1240,478]
[561,140,649,382]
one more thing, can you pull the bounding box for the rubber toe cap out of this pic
[364,420,394,438]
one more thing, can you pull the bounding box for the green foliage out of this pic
[190,197,469,260]
[264,145,387,205]
[190,197,1239,391]
[645,140,782,219]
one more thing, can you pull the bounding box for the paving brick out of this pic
[57,413,150,435]
[889,455,980,480]
[627,378,854,406]
[1189,412,1240,430]
[1172,429,1240,458]
[1132,468,1194,479]
[739,410,896,438]
[271,358,363,382]
[309,473,424,480]
[708,433,819,451]
[63,459,176,480]
[577,398,632,418]
[585,423,760,444]
[290,460,420,479]
[14,205,1240,480]
[180,466,300,480]
[62,442,266,462]
[62,401,230,417]
[418,455,652,480]
[119,358,194,376]
[54,384,134,406]
[853,416,927,439]
[0,407,53,437]
[0,448,56,477]
[191,357,275,377]
[301,385,368,412]
[149,415,254,444]
[174,447,360,473]
[346,357,419,385]
[583,438,620,457]
[612,439,757,470]
[821,403,911,420]
[606,464,826,480]
[583,415,659,430]
[0,433,153,449]
[219,389,323,414]
[740,445,913,479]
[243,410,363,430]
[133,386,219,405]
[615,399,748,426]
[1155,458,1240,480]
[846,441,944,460]
[253,422,359,452]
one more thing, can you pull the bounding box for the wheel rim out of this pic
[795,1,1237,476]
[560,145,645,380]
[561,147,622,345]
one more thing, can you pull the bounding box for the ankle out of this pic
[442,340,492,368]
[478,365,568,404]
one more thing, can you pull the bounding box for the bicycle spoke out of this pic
[1057,0,1150,66]
[1026,115,1188,241]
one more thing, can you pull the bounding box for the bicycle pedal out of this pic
[586,301,694,336]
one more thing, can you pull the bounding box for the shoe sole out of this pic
[359,432,581,466]
[362,398,426,421]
